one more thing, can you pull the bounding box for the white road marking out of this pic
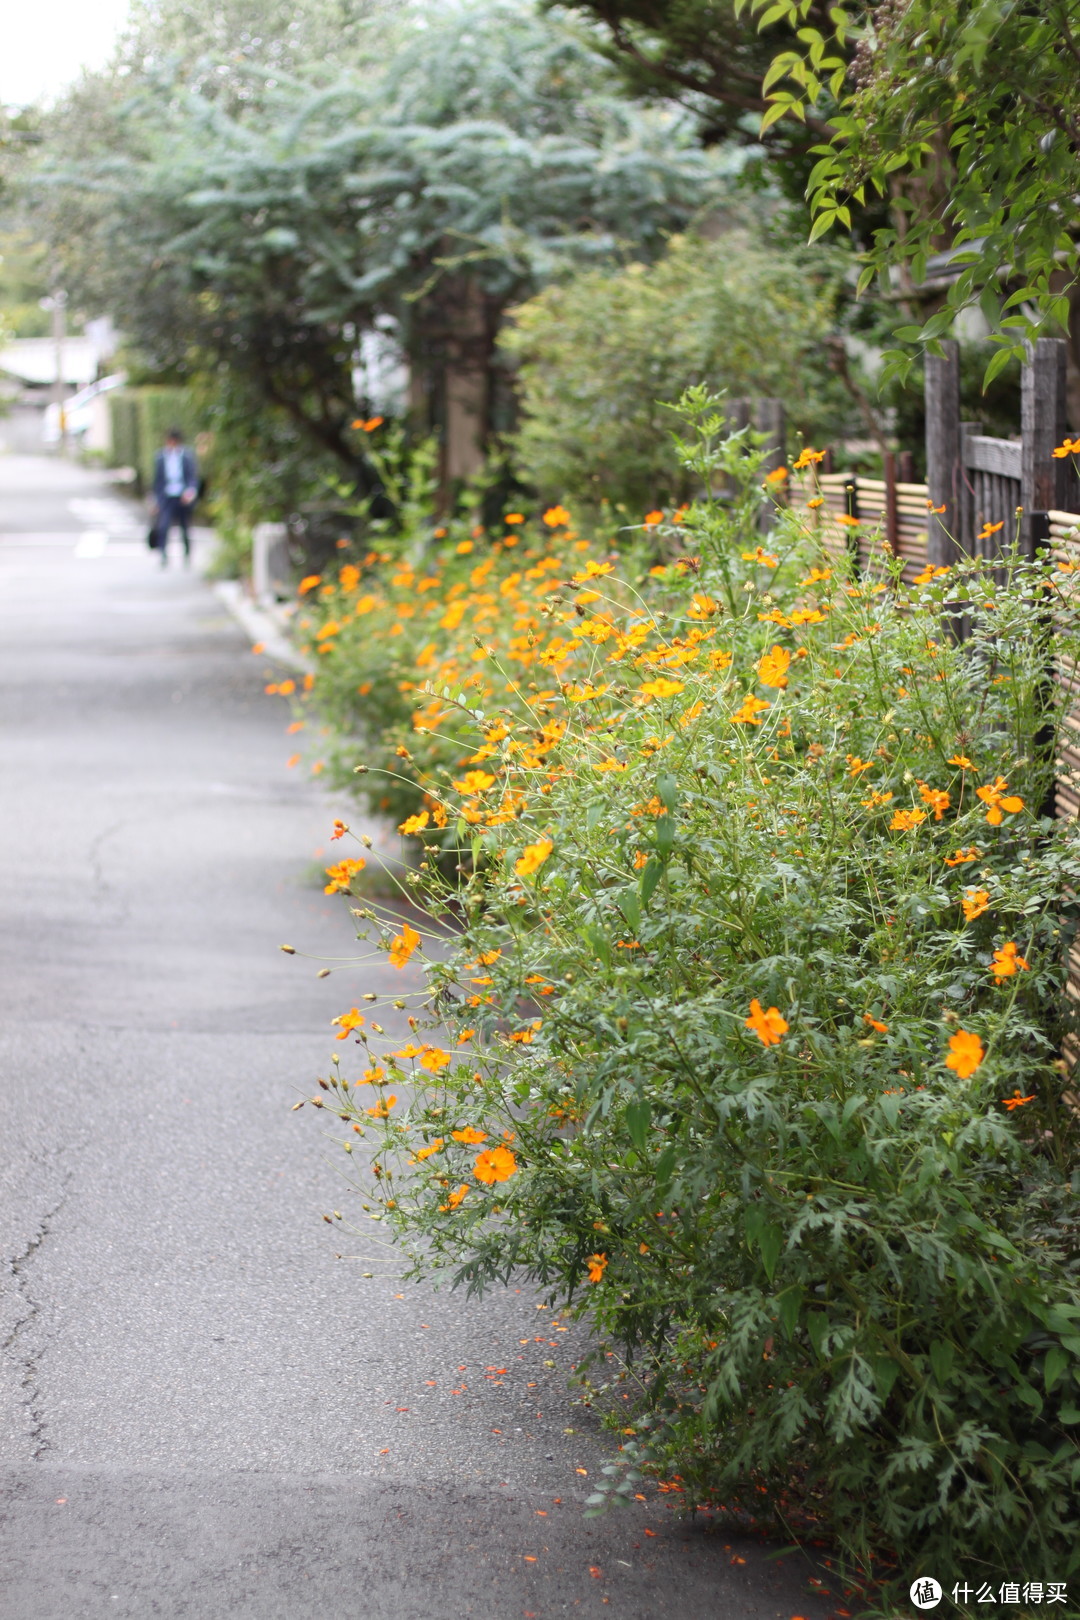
[74,529,109,558]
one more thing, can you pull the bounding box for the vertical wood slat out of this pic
[884,451,900,555]
[925,341,964,564]
[1021,338,1070,556]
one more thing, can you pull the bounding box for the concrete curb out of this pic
[214,579,313,673]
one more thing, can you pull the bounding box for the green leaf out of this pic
[759,1223,783,1281]
[776,1284,803,1339]
[655,814,676,857]
[625,1098,652,1153]
[806,1313,829,1360]
[807,210,838,244]
[983,345,1019,389]
[1045,1344,1070,1392]
[930,1340,955,1386]
[654,1143,678,1190]
[640,856,663,909]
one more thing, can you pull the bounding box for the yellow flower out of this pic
[793,447,826,470]
[756,645,791,689]
[889,808,926,830]
[741,547,779,567]
[454,770,496,794]
[398,811,430,834]
[515,838,554,877]
[638,677,685,701]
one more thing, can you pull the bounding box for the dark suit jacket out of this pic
[152,446,198,505]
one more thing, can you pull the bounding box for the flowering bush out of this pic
[306,396,1080,1598]
[290,446,658,827]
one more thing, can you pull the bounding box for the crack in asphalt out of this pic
[86,818,130,924]
[2,1164,73,1461]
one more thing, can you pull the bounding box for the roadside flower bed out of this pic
[299,395,1080,1600]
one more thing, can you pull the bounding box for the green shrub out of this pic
[310,395,1080,1601]
[500,231,844,513]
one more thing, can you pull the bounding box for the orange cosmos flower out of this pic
[453,770,496,794]
[515,838,554,877]
[944,846,981,866]
[863,1014,889,1033]
[757,645,791,689]
[324,857,366,894]
[570,560,614,584]
[474,1146,517,1185]
[745,999,788,1046]
[639,677,685,700]
[330,818,348,840]
[961,888,991,921]
[440,1184,470,1210]
[363,1064,386,1083]
[399,811,429,834]
[763,466,788,485]
[1002,1092,1035,1110]
[543,505,571,528]
[452,1127,488,1145]
[741,547,779,567]
[846,755,873,776]
[586,1253,608,1284]
[889,808,926,830]
[990,941,1029,981]
[331,1008,365,1040]
[807,495,825,509]
[1052,437,1080,458]
[297,574,322,595]
[389,922,421,968]
[977,520,1004,541]
[976,777,1024,825]
[504,512,525,524]
[948,754,975,771]
[366,1094,397,1118]
[415,1138,445,1160]
[835,514,860,528]
[643,510,664,525]
[913,564,950,585]
[793,446,826,470]
[945,1029,984,1078]
[731,695,771,726]
[917,782,950,820]
[419,1047,451,1073]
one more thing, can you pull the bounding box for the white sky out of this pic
[0,0,132,107]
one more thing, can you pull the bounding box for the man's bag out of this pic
[146,520,161,551]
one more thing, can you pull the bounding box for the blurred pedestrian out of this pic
[152,428,198,567]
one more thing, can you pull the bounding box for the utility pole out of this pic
[41,290,68,452]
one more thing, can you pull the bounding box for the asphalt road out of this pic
[0,445,835,1620]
